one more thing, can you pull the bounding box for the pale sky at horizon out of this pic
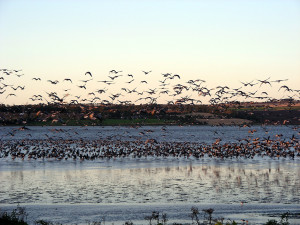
[0,0,300,105]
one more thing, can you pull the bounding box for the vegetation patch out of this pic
[0,206,295,225]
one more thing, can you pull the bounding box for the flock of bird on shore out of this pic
[0,68,299,160]
[0,130,299,160]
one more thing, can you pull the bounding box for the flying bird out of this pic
[172,74,181,79]
[96,89,107,94]
[257,77,271,87]
[6,93,16,98]
[47,80,59,84]
[109,75,122,80]
[98,80,114,85]
[279,85,293,92]
[142,70,152,75]
[85,71,92,77]
[80,79,92,83]
[240,81,257,87]
[63,78,72,83]
[162,73,172,77]
[272,79,288,83]
[109,70,122,74]
[126,79,134,84]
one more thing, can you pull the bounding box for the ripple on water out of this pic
[0,158,299,205]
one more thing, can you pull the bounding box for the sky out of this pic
[0,0,300,105]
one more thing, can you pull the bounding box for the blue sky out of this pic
[0,0,299,105]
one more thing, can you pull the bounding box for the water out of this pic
[0,125,299,224]
[0,125,298,143]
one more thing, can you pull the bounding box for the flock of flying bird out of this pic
[1,68,299,105]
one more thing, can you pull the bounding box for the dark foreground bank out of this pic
[1,204,300,225]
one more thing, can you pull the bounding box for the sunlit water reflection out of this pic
[0,158,299,205]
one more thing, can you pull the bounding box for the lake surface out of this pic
[0,125,299,143]
[0,125,299,224]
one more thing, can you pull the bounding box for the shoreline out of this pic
[1,203,300,225]
[0,120,294,127]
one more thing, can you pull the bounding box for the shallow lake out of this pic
[0,125,299,224]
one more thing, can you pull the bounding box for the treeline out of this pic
[0,103,211,125]
[0,101,299,125]
[0,103,212,114]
